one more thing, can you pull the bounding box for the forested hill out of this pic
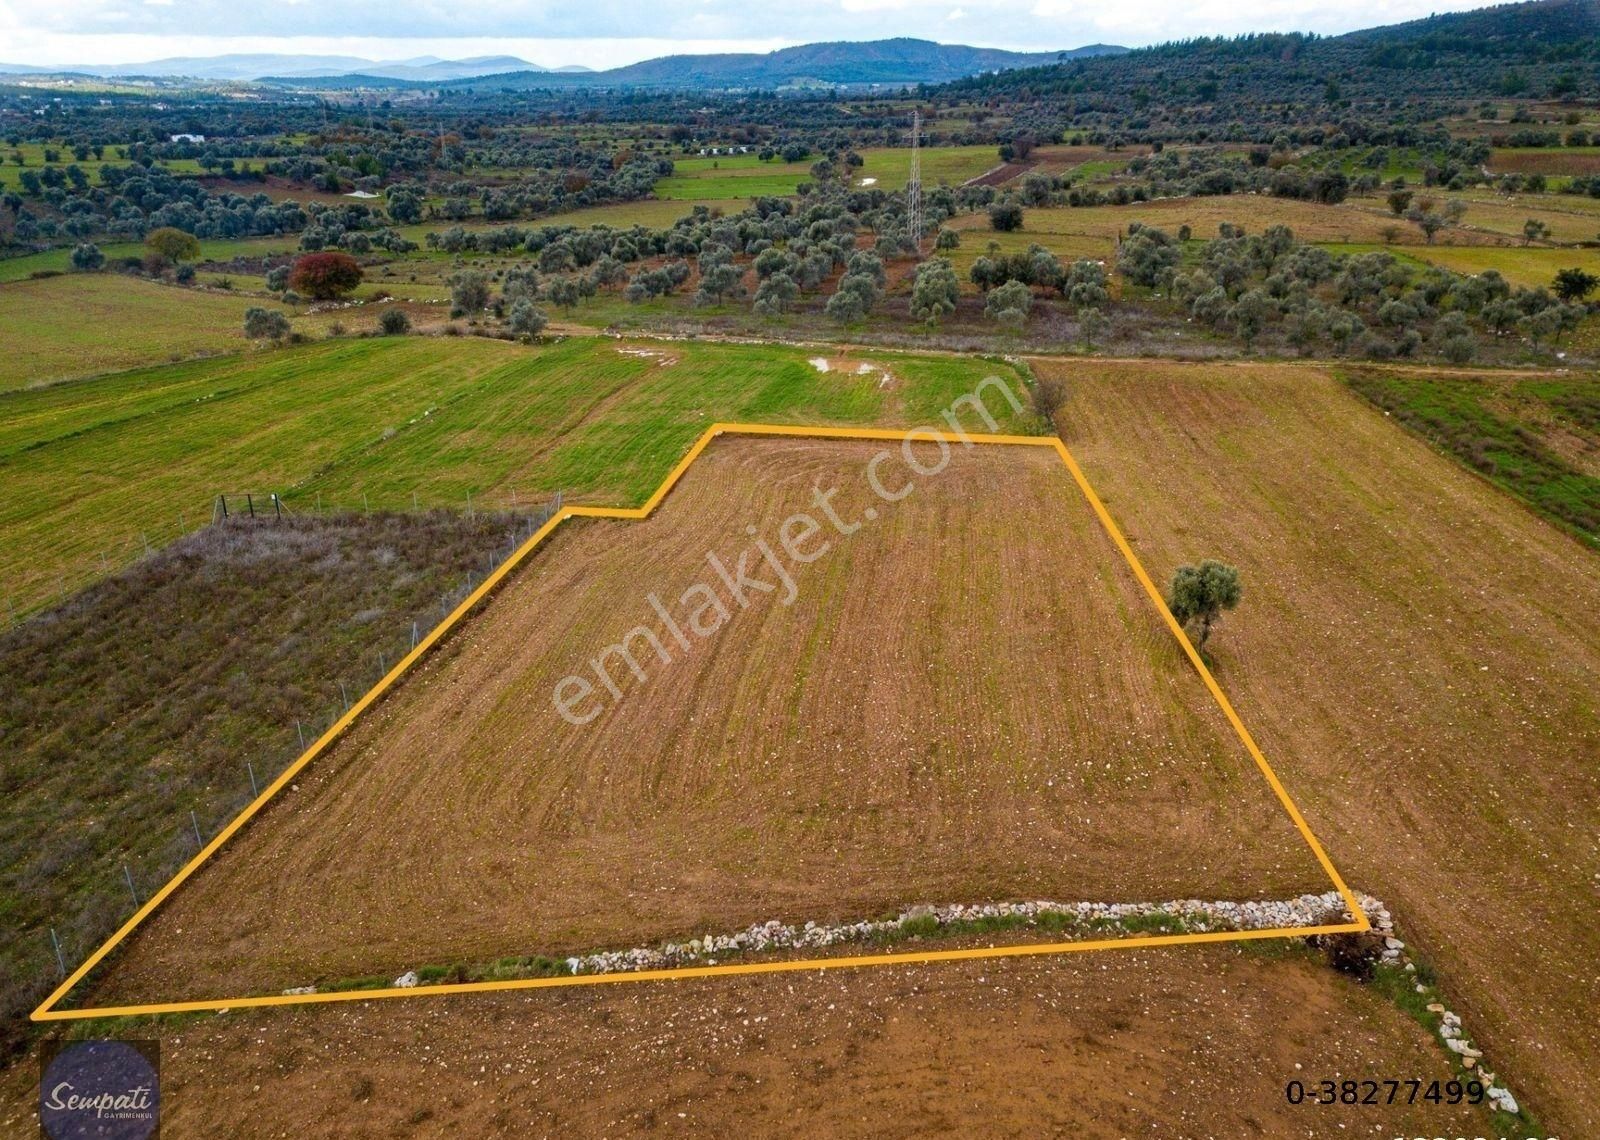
[576,39,1124,88]
[263,39,1129,92]
[935,0,1600,107]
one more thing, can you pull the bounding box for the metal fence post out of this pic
[50,928,66,977]
[124,864,140,908]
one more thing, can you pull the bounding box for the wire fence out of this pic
[34,487,566,994]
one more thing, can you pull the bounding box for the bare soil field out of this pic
[8,945,1491,1139]
[1489,146,1600,176]
[948,195,1519,250]
[88,437,1332,1007]
[1040,357,1600,1135]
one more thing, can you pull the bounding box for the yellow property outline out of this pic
[33,423,1368,1022]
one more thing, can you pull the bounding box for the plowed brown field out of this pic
[9,946,1490,1139]
[1042,357,1600,1136]
[90,437,1332,1006]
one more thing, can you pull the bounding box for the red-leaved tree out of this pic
[288,252,363,300]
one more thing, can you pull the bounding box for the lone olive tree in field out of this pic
[144,226,200,265]
[1166,560,1242,652]
[1030,374,1067,423]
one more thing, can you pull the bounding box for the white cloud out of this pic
[0,31,797,70]
[0,0,1510,67]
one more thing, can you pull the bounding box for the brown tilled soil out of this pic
[6,946,1492,1139]
[1488,149,1600,176]
[1038,357,1600,1135]
[90,438,1331,1006]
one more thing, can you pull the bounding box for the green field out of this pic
[0,274,299,389]
[0,142,204,191]
[1325,242,1600,288]
[530,197,751,228]
[655,145,998,199]
[0,234,300,283]
[1341,367,1600,544]
[0,335,1031,613]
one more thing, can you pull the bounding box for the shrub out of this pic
[378,308,412,336]
[1030,375,1067,421]
[70,243,104,272]
[243,307,291,341]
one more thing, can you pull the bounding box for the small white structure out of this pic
[169,133,205,143]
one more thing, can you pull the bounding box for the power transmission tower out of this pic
[907,109,923,254]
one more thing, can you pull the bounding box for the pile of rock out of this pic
[282,886,1523,1125]
[1358,900,1521,1119]
[551,890,1362,978]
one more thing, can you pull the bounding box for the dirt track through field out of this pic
[10,945,1491,1139]
[91,438,1331,1006]
[1040,357,1600,1135]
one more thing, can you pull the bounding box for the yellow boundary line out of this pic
[33,423,1367,1023]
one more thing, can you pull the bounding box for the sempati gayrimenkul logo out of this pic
[39,1039,160,1140]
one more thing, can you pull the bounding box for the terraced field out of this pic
[87,437,1332,1006]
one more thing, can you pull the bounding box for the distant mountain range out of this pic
[0,39,1123,90]
[476,39,1129,90]
[0,53,589,83]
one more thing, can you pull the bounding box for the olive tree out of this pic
[1166,560,1242,652]
[984,278,1032,326]
[507,299,548,337]
[910,257,960,325]
[449,270,491,317]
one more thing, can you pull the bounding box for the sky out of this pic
[0,0,1499,69]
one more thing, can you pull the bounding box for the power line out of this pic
[907,109,923,253]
